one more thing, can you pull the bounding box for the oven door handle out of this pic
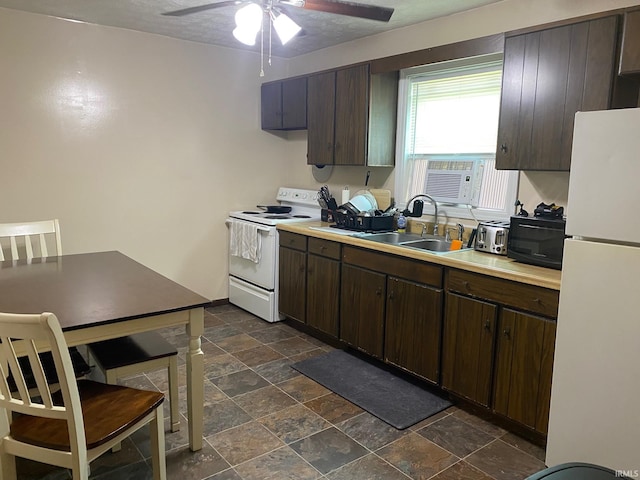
[225,219,272,233]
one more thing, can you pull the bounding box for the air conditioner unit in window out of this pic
[424,159,484,206]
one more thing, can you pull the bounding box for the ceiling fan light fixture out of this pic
[233,25,259,45]
[271,10,302,45]
[234,3,262,29]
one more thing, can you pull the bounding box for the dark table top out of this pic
[0,251,210,331]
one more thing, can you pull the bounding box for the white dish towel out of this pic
[228,219,262,263]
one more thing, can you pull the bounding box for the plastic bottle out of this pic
[396,213,406,233]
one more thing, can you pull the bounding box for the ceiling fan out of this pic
[163,0,393,75]
[163,1,395,24]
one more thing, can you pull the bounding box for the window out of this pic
[395,53,518,221]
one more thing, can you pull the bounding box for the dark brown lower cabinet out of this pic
[385,277,442,384]
[278,233,307,323]
[306,253,340,336]
[339,263,386,358]
[493,308,557,434]
[441,292,497,407]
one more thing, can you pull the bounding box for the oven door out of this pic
[227,219,278,290]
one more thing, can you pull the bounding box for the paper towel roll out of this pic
[341,187,350,206]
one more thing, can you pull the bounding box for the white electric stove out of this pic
[226,187,321,322]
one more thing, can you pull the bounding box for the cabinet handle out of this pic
[326,142,332,151]
[462,280,470,291]
[533,298,541,304]
[388,291,394,300]
[320,246,326,252]
[299,266,305,273]
[503,327,511,339]
[500,143,508,153]
[376,288,382,297]
[484,319,491,331]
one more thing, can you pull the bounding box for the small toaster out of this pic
[474,220,510,255]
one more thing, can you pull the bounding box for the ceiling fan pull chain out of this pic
[260,11,265,77]
[269,11,273,66]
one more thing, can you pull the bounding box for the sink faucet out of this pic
[446,223,465,242]
[403,194,439,235]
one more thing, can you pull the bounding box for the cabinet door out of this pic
[442,292,497,406]
[496,16,618,171]
[307,254,340,336]
[385,277,442,384]
[334,64,369,166]
[261,81,283,130]
[307,71,336,165]
[493,308,556,434]
[620,9,640,75]
[278,247,306,323]
[340,264,385,358]
[282,77,307,130]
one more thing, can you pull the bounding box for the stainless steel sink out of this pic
[355,232,425,244]
[402,238,452,252]
[356,232,468,254]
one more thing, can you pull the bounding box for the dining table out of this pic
[0,250,210,451]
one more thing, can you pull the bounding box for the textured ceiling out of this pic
[0,0,502,58]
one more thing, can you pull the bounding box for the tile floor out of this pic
[17,304,548,480]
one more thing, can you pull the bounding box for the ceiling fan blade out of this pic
[293,0,394,22]
[162,1,241,17]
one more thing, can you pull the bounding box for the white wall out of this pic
[0,7,294,300]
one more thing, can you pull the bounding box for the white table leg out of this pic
[186,307,204,451]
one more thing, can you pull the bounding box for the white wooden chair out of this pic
[0,312,166,480]
[0,219,91,391]
[0,219,62,261]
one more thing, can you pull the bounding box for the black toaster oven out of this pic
[507,216,568,270]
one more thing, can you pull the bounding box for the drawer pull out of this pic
[503,327,511,339]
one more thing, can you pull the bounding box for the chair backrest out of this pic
[0,219,62,261]
[0,312,86,456]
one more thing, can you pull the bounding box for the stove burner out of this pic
[242,211,261,214]
[265,215,292,219]
[292,215,311,218]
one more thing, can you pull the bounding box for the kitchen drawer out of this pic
[343,246,442,288]
[279,231,307,252]
[308,237,341,259]
[446,269,559,318]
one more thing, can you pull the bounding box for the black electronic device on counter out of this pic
[507,215,568,270]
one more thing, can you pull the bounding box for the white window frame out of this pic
[394,53,519,223]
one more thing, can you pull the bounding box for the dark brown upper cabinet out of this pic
[307,64,398,166]
[496,16,619,171]
[619,9,640,75]
[261,77,307,131]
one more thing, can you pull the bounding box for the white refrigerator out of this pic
[546,108,640,470]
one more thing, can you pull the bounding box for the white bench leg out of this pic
[168,357,180,433]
